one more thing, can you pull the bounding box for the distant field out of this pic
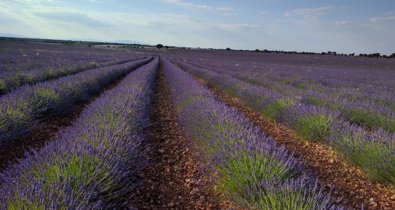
[0,40,394,209]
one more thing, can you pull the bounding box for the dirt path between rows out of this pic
[130,63,236,209]
[0,64,144,172]
[180,68,395,210]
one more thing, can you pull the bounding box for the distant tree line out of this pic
[249,48,395,59]
[155,44,176,50]
[358,53,395,58]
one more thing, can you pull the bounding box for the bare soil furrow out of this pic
[130,63,236,209]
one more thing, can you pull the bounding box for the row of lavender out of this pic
[163,59,336,209]
[0,57,158,209]
[174,60,395,184]
[0,42,148,95]
[0,57,152,144]
[0,56,147,96]
[0,41,142,74]
[168,50,395,114]
[171,55,395,105]
[172,58,395,133]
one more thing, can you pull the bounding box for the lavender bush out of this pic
[329,124,395,183]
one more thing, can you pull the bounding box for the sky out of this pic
[0,0,395,54]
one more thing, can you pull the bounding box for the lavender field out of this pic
[0,41,394,209]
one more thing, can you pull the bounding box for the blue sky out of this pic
[1,0,394,54]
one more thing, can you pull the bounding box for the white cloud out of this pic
[217,7,235,13]
[161,0,209,10]
[334,20,350,26]
[35,11,108,27]
[9,0,56,3]
[160,0,235,15]
[216,23,260,31]
[285,6,331,20]
[370,15,395,23]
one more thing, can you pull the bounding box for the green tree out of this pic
[156,44,164,49]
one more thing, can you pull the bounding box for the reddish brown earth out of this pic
[0,69,132,171]
[130,65,237,209]
[185,71,395,210]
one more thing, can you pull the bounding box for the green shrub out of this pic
[253,179,328,210]
[294,82,307,89]
[216,148,298,207]
[0,79,6,94]
[30,88,60,115]
[343,107,395,132]
[262,99,294,120]
[294,114,332,142]
[333,135,395,184]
